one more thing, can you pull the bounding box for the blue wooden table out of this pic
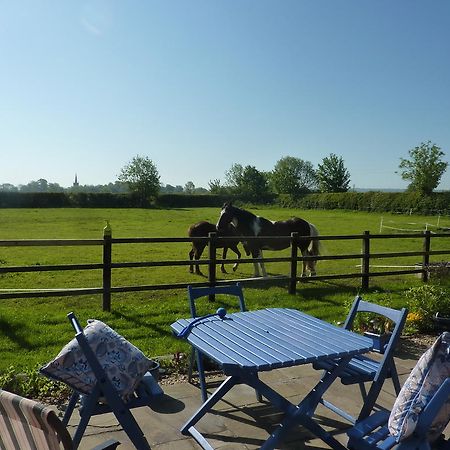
[171,308,373,450]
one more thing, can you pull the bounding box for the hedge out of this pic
[292,191,450,215]
[0,191,448,214]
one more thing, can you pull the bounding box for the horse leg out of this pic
[189,247,195,273]
[194,244,206,276]
[220,247,228,273]
[308,224,319,276]
[252,249,267,277]
[251,249,261,277]
[231,245,241,272]
[258,249,268,278]
[307,250,317,276]
[300,249,307,277]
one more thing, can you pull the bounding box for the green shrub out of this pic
[0,366,71,405]
[405,284,450,332]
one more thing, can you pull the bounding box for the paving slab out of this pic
[69,352,448,449]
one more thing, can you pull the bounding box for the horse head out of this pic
[216,201,235,232]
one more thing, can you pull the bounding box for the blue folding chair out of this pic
[41,313,163,450]
[347,370,450,449]
[187,283,246,402]
[313,295,408,424]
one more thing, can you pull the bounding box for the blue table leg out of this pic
[260,355,353,450]
[181,375,238,448]
[181,356,353,450]
[298,355,352,417]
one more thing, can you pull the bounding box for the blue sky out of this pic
[1,0,449,190]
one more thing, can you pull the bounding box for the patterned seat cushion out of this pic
[40,319,153,402]
[388,331,450,442]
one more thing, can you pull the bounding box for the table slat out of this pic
[171,308,372,374]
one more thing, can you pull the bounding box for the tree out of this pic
[224,164,271,201]
[224,163,244,191]
[118,155,160,205]
[19,179,64,193]
[240,165,271,202]
[184,181,195,194]
[0,183,18,192]
[270,156,317,198]
[208,179,229,195]
[398,141,448,195]
[316,153,351,193]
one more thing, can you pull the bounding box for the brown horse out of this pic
[188,221,244,275]
[216,202,320,278]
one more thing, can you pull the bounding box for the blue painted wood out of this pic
[312,295,408,424]
[347,379,450,450]
[186,283,247,402]
[57,312,155,450]
[172,307,373,450]
[172,308,372,375]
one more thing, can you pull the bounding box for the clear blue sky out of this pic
[1,0,449,190]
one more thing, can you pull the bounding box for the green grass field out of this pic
[0,207,449,372]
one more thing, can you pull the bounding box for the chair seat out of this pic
[347,410,397,450]
[313,354,392,385]
[312,296,408,425]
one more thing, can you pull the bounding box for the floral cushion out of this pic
[40,319,153,402]
[388,331,450,442]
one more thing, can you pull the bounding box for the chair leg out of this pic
[72,391,100,449]
[62,391,79,426]
[189,348,208,402]
[111,406,151,450]
[188,348,196,384]
[389,362,401,395]
[358,379,385,422]
[196,351,208,403]
[359,382,368,400]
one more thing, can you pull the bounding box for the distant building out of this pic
[73,174,79,188]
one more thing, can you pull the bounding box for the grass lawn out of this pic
[0,207,448,372]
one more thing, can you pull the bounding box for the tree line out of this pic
[118,141,447,205]
[1,141,447,206]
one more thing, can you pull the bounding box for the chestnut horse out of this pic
[188,221,244,275]
[216,202,320,278]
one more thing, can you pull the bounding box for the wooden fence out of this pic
[0,229,449,311]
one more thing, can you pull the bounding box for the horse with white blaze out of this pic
[216,202,320,278]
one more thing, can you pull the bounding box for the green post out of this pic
[103,221,112,312]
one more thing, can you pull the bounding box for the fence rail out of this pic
[0,230,448,311]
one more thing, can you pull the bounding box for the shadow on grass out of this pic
[0,318,35,351]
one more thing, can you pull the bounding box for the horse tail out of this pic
[308,223,321,256]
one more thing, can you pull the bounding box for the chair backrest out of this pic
[347,335,450,450]
[415,378,450,439]
[187,283,246,318]
[0,389,73,450]
[344,295,408,355]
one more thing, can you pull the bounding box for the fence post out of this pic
[361,230,370,290]
[208,232,217,301]
[422,230,431,282]
[289,232,298,294]
[102,221,112,312]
